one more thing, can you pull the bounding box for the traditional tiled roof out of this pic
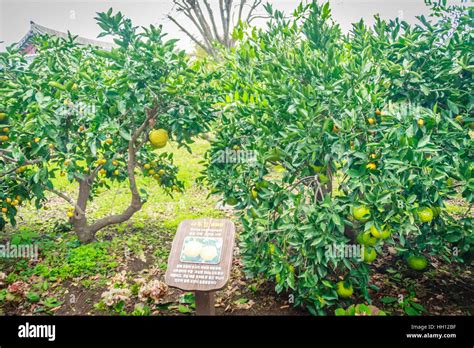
[18,21,116,51]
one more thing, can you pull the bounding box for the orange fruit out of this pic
[418,207,433,223]
[353,205,370,222]
[336,281,353,298]
[366,163,376,170]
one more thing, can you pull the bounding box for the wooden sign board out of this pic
[165,218,235,292]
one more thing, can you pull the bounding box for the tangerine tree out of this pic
[0,9,215,243]
[204,2,473,314]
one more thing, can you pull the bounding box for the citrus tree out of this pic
[204,2,473,314]
[0,9,215,243]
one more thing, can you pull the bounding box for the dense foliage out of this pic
[0,9,215,242]
[205,2,473,314]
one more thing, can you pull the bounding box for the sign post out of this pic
[165,218,235,315]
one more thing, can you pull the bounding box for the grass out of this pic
[16,138,222,232]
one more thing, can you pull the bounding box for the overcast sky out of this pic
[0,0,467,52]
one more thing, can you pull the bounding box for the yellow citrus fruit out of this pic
[67,211,74,218]
[417,119,425,126]
[310,164,324,173]
[144,164,151,170]
[113,170,119,175]
[112,160,118,166]
[105,138,113,145]
[366,163,376,170]
[455,115,463,123]
[226,197,238,206]
[380,228,391,239]
[370,225,390,239]
[158,169,165,175]
[319,173,330,185]
[149,129,169,149]
[99,169,106,175]
[0,135,9,141]
[250,207,258,218]
[268,243,275,254]
[149,169,156,175]
[418,207,433,223]
[0,113,6,120]
[2,127,9,133]
[375,108,382,116]
[363,247,377,263]
[34,138,40,143]
[353,205,370,222]
[1,207,7,213]
[5,198,12,204]
[336,281,353,298]
[407,255,428,271]
[368,118,376,125]
[357,231,377,247]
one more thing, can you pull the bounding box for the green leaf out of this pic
[178,304,193,314]
[380,296,398,304]
[418,135,430,148]
[119,129,131,141]
[447,100,459,115]
[26,292,41,302]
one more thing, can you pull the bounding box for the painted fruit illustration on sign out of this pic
[183,240,203,258]
[180,237,222,264]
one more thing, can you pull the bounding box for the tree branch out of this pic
[0,157,45,179]
[167,14,209,53]
[88,104,160,234]
[203,0,222,43]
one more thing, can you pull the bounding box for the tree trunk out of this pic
[71,178,95,243]
[68,104,157,244]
